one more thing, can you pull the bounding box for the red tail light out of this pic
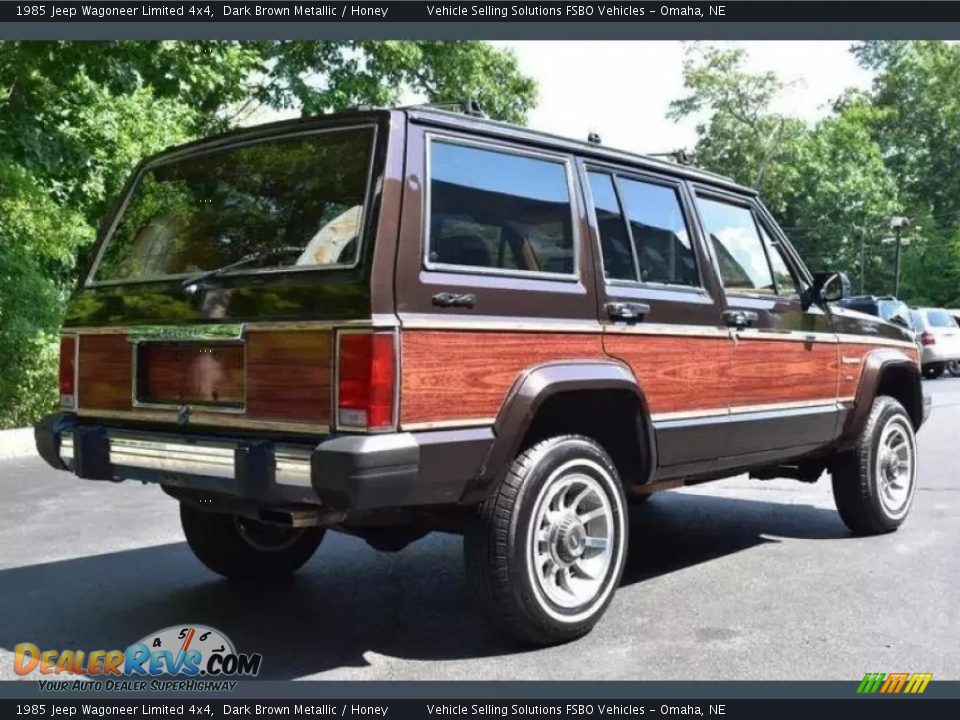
[337,332,396,431]
[921,331,936,346]
[59,336,77,408]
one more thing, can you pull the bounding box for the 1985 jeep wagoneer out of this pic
[36,106,930,645]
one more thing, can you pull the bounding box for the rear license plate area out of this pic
[135,342,245,410]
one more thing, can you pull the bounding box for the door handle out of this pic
[432,292,476,309]
[722,309,759,329]
[606,302,650,322]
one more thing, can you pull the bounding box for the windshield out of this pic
[91,126,375,284]
[925,309,958,328]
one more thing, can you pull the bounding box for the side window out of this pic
[427,140,574,275]
[587,171,699,286]
[758,224,799,297]
[587,171,634,280]
[619,178,698,286]
[696,196,775,294]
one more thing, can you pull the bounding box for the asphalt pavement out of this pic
[1,381,958,681]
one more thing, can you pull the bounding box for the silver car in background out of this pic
[911,307,960,379]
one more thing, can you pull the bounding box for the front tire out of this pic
[464,435,629,646]
[946,360,960,377]
[831,396,918,535]
[180,503,324,580]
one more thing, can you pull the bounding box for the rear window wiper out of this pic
[179,246,303,292]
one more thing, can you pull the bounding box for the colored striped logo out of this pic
[857,672,933,694]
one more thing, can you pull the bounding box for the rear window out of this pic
[427,139,575,276]
[925,309,958,328]
[91,126,376,284]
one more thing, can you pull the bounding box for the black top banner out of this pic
[6,1,960,23]
[3,699,960,720]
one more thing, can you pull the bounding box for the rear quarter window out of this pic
[426,139,575,277]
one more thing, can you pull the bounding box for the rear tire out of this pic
[922,363,944,379]
[180,503,324,580]
[464,435,628,646]
[946,360,960,377]
[831,396,918,535]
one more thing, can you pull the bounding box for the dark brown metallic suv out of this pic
[36,107,931,645]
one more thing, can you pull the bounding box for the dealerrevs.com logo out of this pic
[15,625,261,691]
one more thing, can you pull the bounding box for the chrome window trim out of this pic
[399,316,605,333]
[735,328,839,343]
[422,132,581,282]
[835,333,919,350]
[85,124,380,288]
[605,323,731,338]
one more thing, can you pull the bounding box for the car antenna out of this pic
[587,132,602,145]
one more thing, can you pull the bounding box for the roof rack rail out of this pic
[411,99,487,118]
[649,150,692,166]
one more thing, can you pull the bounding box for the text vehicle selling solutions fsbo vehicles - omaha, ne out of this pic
[37,105,930,645]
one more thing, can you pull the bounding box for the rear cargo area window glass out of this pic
[92,127,375,283]
[618,178,698,286]
[428,140,574,275]
[696,197,775,294]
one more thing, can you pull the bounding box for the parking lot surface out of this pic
[1,381,958,681]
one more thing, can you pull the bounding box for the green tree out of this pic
[852,41,960,306]
[668,45,901,294]
[667,45,807,210]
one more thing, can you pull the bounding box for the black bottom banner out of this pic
[4,699,959,720]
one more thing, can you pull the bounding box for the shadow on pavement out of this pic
[0,491,848,678]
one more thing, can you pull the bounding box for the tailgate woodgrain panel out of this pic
[246,330,333,423]
[77,334,132,411]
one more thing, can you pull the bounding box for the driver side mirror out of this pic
[802,271,851,310]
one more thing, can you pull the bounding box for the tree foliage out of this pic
[0,40,536,427]
[670,42,960,304]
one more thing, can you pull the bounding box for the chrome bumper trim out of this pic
[60,433,312,487]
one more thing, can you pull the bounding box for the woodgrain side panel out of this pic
[731,338,838,406]
[400,331,605,426]
[604,334,731,415]
[138,343,244,407]
[246,330,333,423]
[837,343,921,399]
[77,334,132,411]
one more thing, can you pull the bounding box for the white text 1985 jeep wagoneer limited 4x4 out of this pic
[36,106,930,645]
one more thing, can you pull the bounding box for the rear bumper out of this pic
[921,346,960,364]
[35,413,493,512]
